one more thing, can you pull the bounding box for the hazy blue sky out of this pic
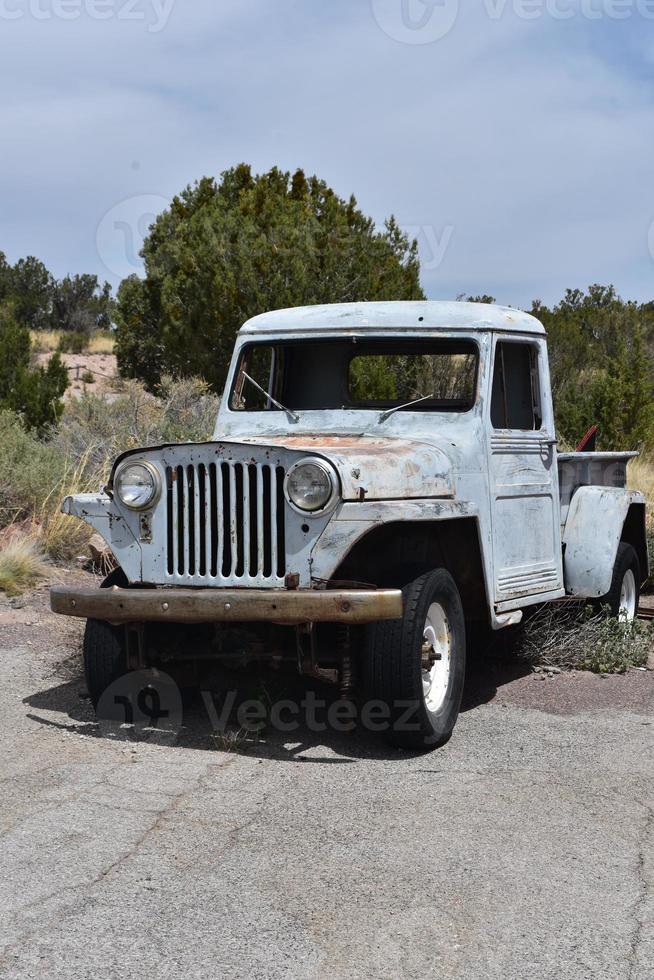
[1,0,653,307]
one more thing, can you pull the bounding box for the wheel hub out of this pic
[422,602,452,714]
[619,569,637,623]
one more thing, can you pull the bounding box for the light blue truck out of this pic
[51,302,649,748]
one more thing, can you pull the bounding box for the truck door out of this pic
[488,337,564,604]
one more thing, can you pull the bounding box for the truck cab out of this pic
[51,302,649,749]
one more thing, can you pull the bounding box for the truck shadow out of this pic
[462,627,532,710]
[23,643,531,762]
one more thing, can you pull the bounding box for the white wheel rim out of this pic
[422,602,452,714]
[619,569,637,623]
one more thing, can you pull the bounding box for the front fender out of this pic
[61,493,142,581]
[562,487,647,598]
[310,500,479,581]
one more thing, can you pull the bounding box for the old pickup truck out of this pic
[51,302,649,748]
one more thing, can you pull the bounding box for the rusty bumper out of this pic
[50,586,403,626]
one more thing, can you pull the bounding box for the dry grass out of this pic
[630,455,654,503]
[35,450,98,562]
[40,509,94,563]
[211,728,261,754]
[87,332,115,355]
[518,601,653,674]
[0,535,50,596]
[29,330,115,355]
[30,330,61,353]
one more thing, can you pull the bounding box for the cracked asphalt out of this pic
[1,582,653,979]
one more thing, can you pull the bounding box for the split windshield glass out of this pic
[230,338,479,413]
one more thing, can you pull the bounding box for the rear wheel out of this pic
[364,569,466,750]
[600,543,640,622]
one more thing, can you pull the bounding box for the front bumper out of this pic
[50,586,403,626]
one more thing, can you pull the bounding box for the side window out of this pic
[491,342,542,430]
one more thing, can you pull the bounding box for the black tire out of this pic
[364,569,466,751]
[600,542,640,621]
[83,568,129,709]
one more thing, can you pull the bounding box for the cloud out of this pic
[0,0,653,307]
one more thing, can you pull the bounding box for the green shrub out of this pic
[0,410,65,527]
[577,617,652,674]
[0,310,68,433]
[115,164,424,393]
[57,331,88,354]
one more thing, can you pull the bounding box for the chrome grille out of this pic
[165,461,286,584]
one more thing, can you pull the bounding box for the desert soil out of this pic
[35,353,119,400]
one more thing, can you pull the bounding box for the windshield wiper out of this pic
[241,372,300,424]
[378,393,434,424]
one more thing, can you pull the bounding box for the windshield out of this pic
[230,338,478,414]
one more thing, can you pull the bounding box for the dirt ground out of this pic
[35,353,119,400]
[1,574,653,979]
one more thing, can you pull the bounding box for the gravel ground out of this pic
[0,579,653,980]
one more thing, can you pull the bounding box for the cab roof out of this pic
[240,301,545,337]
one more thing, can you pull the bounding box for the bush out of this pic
[0,411,65,527]
[115,164,424,392]
[518,602,653,674]
[0,377,219,563]
[57,331,87,354]
[0,310,68,432]
[50,376,220,488]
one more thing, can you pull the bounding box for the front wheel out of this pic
[364,569,466,750]
[83,568,130,709]
[83,618,129,709]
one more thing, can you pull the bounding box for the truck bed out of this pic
[558,451,638,522]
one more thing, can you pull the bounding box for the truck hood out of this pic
[235,434,453,501]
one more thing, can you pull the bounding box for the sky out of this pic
[1,0,654,309]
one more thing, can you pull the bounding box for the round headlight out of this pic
[285,460,336,513]
[115,462,160,510]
